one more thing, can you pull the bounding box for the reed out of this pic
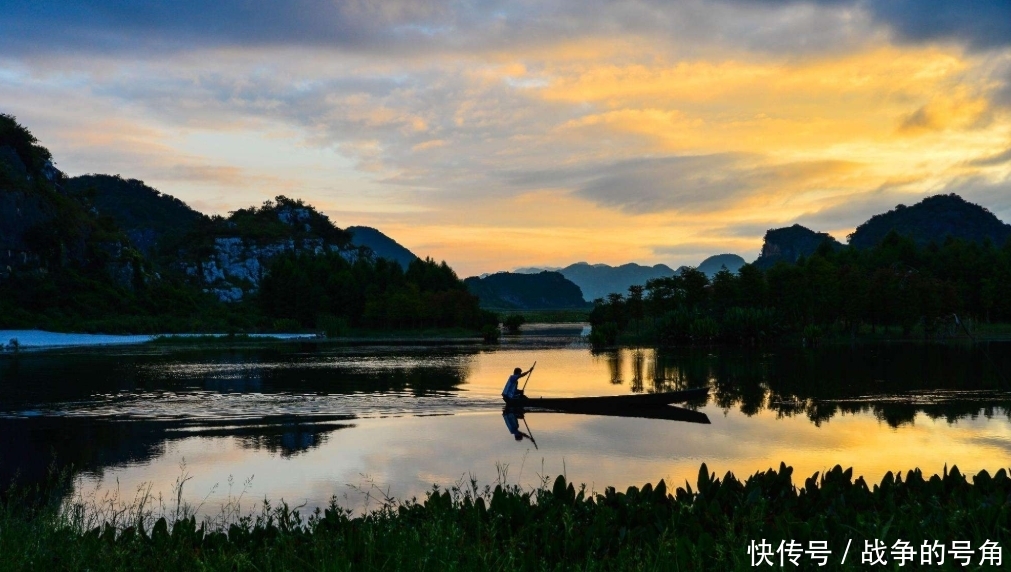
[2,463,1009,571]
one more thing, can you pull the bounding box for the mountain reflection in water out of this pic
[1,337,1009,512]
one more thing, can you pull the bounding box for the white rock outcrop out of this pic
[186,237,365,302]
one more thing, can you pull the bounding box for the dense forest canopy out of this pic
[260,253,494,331]
[591,232,1011,346]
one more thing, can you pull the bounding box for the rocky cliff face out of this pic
[0,189,48,276]
[754,225,841,269]
[0,141,58,277]
[185,236,366,302]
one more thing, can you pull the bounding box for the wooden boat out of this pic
[502,387,708,411]
[504,403,710,424]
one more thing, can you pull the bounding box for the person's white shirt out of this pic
[502,373,522,398]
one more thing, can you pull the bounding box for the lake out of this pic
[2,324,1010,519]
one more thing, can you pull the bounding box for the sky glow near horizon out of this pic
[3,0,1011,276]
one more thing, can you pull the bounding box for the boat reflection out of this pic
[502,403,711,446]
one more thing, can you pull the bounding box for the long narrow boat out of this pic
[502,387,708,411]
[504,403,711,424]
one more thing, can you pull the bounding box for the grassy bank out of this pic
[3,463,1009,570]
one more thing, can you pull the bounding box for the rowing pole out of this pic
[521,361,537,393]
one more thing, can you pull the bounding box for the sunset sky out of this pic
[3,1,1011,276]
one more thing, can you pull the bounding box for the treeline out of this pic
[260,252,497,332]
[2,251,497,335]
[590,232,1011,346]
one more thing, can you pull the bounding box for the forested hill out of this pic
[0,114,130,281]
[0,113,488,333]
[64,174,208,255]
[848,194,1011,249]
[751,195,1011,271]
[464,271,589,309]
[347,226,418,270]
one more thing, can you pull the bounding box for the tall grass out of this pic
[2,463,1010,570]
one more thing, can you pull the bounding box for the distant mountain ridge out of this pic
[347,226,419,269]
[464,271,588,309]
[511,256,748,301]
[515,262,677,301]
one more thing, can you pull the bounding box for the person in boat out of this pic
[502,366,533,400]
[502,409,532,442]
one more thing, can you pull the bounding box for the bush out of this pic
[481,324,501,343]
[503,314,526,334]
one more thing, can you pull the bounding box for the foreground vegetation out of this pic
[591,232,1011,347]
[3,463,1009,570]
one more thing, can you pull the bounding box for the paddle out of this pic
[520,361,537,394]
[521,415,538,450]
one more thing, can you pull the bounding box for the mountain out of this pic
[514,266,561,273]
[0,114,488,334]
[464,271,588,309]
[181,196,357,301]
[0,114,141,285]
[347,226,419,269]
[697,254,745,277]
[848,194,1011,249]
[754,225,842,269]
[64,174,207,255]
[515,262,677,301]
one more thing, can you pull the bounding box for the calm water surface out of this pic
[2,324,1010,516]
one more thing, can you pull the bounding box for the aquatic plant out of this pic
[3,463,1009,570]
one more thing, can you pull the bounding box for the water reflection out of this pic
[630,350,644,393]
[502,409,535,446]
[0,345,478,421]
[504,404,711,426]
[4,342,1009,426]
[647,344,1011,427]
[0,415,354,489]
[2,339,1010,511]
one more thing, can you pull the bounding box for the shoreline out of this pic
[0,330,317,352]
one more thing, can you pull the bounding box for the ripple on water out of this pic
[3,391,505,421]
